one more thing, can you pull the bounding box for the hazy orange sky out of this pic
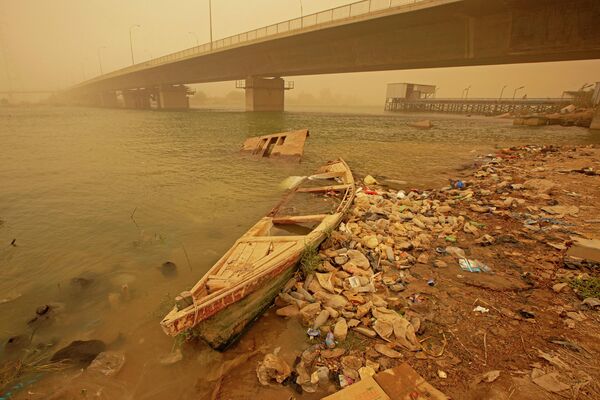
[1,0,599,104]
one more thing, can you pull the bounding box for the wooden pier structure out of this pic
[384,98,570,116]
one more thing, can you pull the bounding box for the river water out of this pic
[0,105,598,399]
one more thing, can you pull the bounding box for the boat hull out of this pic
[160,159,355,349]
[194,258,297,350]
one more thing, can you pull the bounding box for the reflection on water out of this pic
[0,106,598,398]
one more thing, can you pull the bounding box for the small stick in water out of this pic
[182,243,192,272]
[10,239,16,247]
[130,207,140,229]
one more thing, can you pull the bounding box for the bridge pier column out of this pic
[122,89,152,109]
[157,85,190,110]
[244,77,285,112]
[99,91,119,108]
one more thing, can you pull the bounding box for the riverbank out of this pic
[245,144,600,399]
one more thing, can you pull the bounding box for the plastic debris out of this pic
[458,258,492,273]
[88,351,126,377]
[348,276,361,288]
[307,328,320,338]
[449,179,465,189]
[256,347,292,386]
[480,370,500,383]
[473,306,489,313]
[325,331,336,348]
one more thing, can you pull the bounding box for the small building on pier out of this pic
[385,83,436,104]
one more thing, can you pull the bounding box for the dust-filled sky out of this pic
[1,0,599,104]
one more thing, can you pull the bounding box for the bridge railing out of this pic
[81,0,425,86]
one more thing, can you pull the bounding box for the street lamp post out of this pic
[129,24,141,65]
[97,46,106,75]
[188,31,199,47]
[462,85,471,99]
[499,84,507,100]
[208,0,213,50]
[513,86,525,100]
[300,0,304,27]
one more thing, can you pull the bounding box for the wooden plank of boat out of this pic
[240,129,310,162]
[296,184,350,193]
[160,159,355,350]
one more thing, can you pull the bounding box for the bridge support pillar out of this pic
[99,91,119,108]
[244,77,285,112]
[157,85,190,110]
[591,107,600,130]
[122,89,152,109]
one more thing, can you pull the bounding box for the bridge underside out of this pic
[68,0,600,112]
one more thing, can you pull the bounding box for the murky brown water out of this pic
[1,105,598,398]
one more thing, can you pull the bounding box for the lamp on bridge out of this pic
[513,86,525,100]
[97,46,106,75]
[499,84,507,100]
[208,0,213,50]
[129,24,141,65]
[188,31,199,47]
[462,85,471,99]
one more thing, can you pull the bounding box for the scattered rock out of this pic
[363,236,379,249]
[346,249,370,269]
[88,351,126,377]
[353,326,377,338]
[480,370,500,383]
[333,318,348,341]
[276,304,299,318]
[160,261,177,277]
[524,179,556,194]
[582,297,600,309]
[374,344,402,359]
[256,348,291,385]
[532,371,570,393]
[552,283,568,293]
[51,340,107,366]
[363,175,378,185]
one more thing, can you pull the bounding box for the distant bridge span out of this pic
[67,0,600,111]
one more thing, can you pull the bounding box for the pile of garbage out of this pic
[256,144,600,397]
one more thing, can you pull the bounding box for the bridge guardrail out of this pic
[80,0,424,87]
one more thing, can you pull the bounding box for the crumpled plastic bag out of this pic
[256,347,291,386]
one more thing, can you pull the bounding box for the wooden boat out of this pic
[240,129,309,161]
[407,120,433,129]
[160,159,355,350]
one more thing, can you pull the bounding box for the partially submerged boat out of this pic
[407,119,433,129]
[240,129,309,162]
[161,159,355,350]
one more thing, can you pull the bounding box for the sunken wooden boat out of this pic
[240,129,309,162]
[160,159,355,350]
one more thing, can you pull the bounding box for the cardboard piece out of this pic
[321,363,448,400]
[322,375,391,400]
[567,238,600,263]
[374,363,449,400]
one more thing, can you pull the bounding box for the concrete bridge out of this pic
[65,0,600,111]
